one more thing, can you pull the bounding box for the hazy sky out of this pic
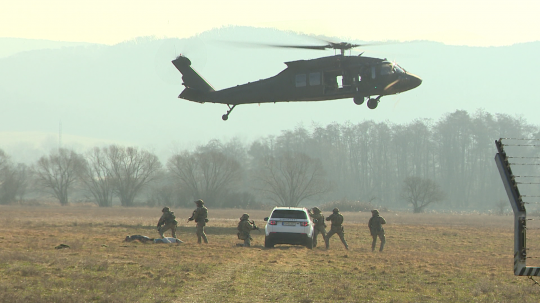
[2,0,539,46]
[2,0,540,164]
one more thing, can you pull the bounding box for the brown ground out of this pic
[1,205,539,302]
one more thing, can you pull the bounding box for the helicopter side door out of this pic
[323,69,357,95]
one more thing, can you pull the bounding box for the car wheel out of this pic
[305,236,314,249]
[265,236,274,248]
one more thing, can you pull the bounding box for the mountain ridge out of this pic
[1,26,539,163]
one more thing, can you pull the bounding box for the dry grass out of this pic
[0,205,539,302]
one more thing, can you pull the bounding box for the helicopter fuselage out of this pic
[173,54,422,120]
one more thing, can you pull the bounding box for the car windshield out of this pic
[271,210,307,219]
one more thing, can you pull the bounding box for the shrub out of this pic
[320,198,387,212]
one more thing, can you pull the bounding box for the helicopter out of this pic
[172,41,422,120]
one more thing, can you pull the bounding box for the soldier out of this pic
[236,213,258,247]
[157,207,178,238]
[188,199,209,244]
[325,207,348,250]
[125,235,154,243]
[368,209,386,252]
[308,207,328,248]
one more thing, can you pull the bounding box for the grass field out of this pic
[1,205,540,302]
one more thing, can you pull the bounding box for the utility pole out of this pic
[59,120,62,151]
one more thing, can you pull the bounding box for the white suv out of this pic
[263,207,314,249]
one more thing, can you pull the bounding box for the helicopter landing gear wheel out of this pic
[353,96,365,105]
[367,96,381,109]
[221,104,237,121]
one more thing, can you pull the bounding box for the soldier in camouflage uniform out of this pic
[308,207,329,248]
[157,207,178,238]
[188,199,209,244]
[325,208,349,250]
[368,209,386,252]
[236,213,258,247]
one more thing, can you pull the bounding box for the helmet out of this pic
[162,207,170,212]
[312,207,321,214]
[240,213,249,220]
[371,209,379,215]
[195,199,204,206]
[333,208,339,213]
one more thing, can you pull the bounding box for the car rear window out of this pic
[270,210,307,219]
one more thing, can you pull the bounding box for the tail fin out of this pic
[172,55,215,93]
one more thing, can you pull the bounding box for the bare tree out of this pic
[34,148,82,206]
[0,149,12,204]
[495,199,507,215]
[168,151,201,198]
[0,149,8,172]
[167,149,242,204]
[105,145,162,207]
[401,176,446,213]
[253,152,332,207]
[0,163,30,204]
[0,151,29,204]
[78,147,114,207]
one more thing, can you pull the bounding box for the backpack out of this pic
[331,213,344,226]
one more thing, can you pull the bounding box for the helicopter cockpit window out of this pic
[393,64,405,74]
[380,64,393,76]
[295,74,307,87]
[309,72,321,86]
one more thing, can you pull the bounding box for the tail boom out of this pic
[172,56,214,100]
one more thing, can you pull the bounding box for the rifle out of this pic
[250,220,260,231]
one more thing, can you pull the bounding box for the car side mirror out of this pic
[264,217,269,221]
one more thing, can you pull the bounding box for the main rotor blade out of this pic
[217,40,331,50]
[266,44,330,50]
[215,39,405,53]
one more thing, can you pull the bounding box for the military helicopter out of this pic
[172,41,422,120]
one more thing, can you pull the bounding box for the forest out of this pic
[1,109,538,212]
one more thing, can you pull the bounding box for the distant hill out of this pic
[1,26,539,163]
[0,38,98,58]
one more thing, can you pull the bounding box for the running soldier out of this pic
[368,209,386,252]
[188,199,209,244]
[308,207,328,248]
[325,208,348,250]
[157,207,178,238]
[236,213,258,247]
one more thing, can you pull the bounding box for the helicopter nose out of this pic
[406,73,422,89]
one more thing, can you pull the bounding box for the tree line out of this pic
[0,110,536,212]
